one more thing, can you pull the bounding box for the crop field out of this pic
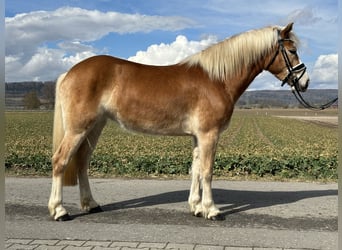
[5,109,338,181]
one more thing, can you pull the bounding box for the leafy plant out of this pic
[5,110,338,181]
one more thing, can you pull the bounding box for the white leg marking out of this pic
[188,146,202,216]
[48,175,68,220]
[202,175,220,219]
[198,132,221,219]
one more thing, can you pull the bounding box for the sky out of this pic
[5,0,338,90]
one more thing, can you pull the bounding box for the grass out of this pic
[5,109,338,181]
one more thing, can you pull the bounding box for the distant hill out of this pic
[5,81,338,110]
[5,81,55,109]
[237,89,338,109]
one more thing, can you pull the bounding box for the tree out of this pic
[42,81,55,109]
[23,91,41,109]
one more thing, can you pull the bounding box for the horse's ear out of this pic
[280,22,294,39]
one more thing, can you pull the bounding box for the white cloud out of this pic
[285,6,322,25]
[5,6,195,81]
[57,41,95,53]
[311,54,338,88]
[128,35,217,65]
[6,47,96,82]
[6,7,194,56]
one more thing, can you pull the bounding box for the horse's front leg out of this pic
[198,131,223,220]
[188,138,202,216]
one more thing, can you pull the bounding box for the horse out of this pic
[48,22,309,221]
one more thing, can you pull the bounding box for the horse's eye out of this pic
[289,49,297,55]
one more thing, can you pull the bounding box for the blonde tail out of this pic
[52,72,78,186]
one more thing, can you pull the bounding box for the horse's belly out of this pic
[113,109,192,136]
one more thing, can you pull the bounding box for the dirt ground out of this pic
[275,115,338,128]
[235,108,338,128]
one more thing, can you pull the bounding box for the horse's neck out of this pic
[223,60,264,104]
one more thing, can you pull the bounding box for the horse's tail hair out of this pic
[52,72,78,186]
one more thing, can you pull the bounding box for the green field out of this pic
[5,109,338,181]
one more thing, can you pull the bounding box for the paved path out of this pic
[4,238,325,249]
[5,178,337,250]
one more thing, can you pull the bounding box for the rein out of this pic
[266,34,338,110]
[291,83,338,110]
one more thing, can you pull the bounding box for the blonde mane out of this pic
[182,25,299,81]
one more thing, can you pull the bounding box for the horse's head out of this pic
[266,23,310,92]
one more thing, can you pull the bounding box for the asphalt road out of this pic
[5,177,337,249]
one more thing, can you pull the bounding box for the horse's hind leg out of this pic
[49,131,88,221]
[77,119,106,213]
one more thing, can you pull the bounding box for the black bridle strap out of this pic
[265,46,280,71]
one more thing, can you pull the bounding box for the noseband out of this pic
[266,32,337,110]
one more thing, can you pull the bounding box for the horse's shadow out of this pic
[71,187,337,219]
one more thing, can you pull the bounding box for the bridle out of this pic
[266,32,338,110]
[265,32,307,89]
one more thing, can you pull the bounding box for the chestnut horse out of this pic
[48,23,309,221]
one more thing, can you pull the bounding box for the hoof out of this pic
[192,212,202,218]
[56,213,72,221]
[210,214,225,221]
[89,206,103,214]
